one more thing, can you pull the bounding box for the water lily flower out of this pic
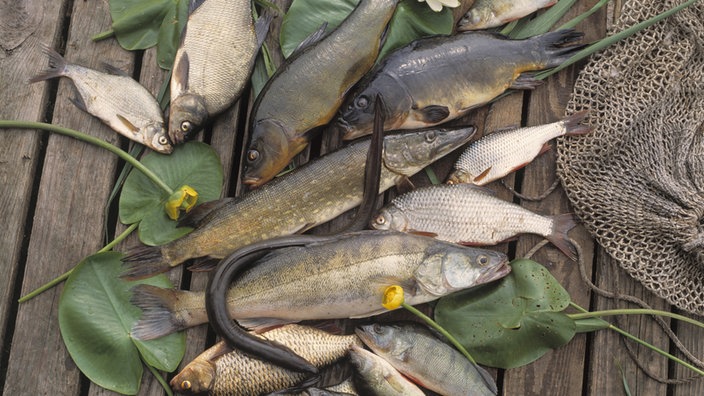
[418,0,460,12]
[382,285,405,310]
[165,185,199,220]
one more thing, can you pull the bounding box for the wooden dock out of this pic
[2,0,702,395]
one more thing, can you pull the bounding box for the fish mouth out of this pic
[242,176,264,189]
[476,260,512,285]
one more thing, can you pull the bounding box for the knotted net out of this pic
[556,0,704,314]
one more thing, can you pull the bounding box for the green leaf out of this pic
[59,252,185,394]
[119,141,223,246]
[434,259,576,369]
[507,0,578,39]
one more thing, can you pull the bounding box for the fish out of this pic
[370,183,578,260]
[446,110,591,185]
[129,230,510,340]
[169,324,360,396]
[242,0,399,188]
[349,345,425,396]
[336,29,585,141]
[168,0,268,144]
[458,0,558,31]
[305,380,358,396]
[121,126,475,280]
[28,46,172,154]
[356,322,498,396]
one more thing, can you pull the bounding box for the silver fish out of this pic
[356,323,498,396]
[458,0,557,31]
[371,183,578,260]
[28,46,172,153]
[130,230,510,339]
[349,345,425,396]
[447,111,590,185]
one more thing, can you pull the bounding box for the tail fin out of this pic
[562,110,591,136]
[121,245,170,280]
[130,284,192,340]
[27,45,68,84]
[546,213,578,261]
[535,29,586,68]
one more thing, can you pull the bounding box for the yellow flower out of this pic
[382,285,405,310]
[165,185,199,220]
[417,0,460,12]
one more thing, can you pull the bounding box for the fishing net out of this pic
[556,0,704,315]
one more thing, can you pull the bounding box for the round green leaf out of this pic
[118,141,223,246]
[434,259,576,369]
[59,252,185,395]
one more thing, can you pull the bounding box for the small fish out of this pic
[458,0,557,31]
[370,183,578,260]
[168,0,268,144]
[170,324,360,396]
[130,230,510,340]
[28,46,172,153]
[356,323,498,396]
[336,29,584,140]
[243,0,399,188]
[349,345,425,396]
[447,111,590,185]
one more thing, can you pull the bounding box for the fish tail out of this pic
[535,29,587,68]
[130,284,188,340]
[27,45,68,84]
[121,245,172,280]
[562,110,591,136]
[547,213,578,261]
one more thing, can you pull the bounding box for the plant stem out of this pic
[401,302,477,364]
[18,223,138,303]
[568,309,704,330]
[145,362,173,396]
[557,0,609,30]
[92,29,115,41]
[0,120,173,195]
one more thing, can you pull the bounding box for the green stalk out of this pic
[92,29,115,41]
[18,223,139,303]
[401,302,477,365]
[145,362,173,396]
[0,120,173,195]
[557,0,610,31]
[568,309,704,330]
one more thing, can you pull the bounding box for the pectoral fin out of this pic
[415,105,450,124]
[117,114,140,133]
[173,51,190,92]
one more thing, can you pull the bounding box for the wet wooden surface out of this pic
[1,0,703,395]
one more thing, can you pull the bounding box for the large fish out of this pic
[169,324,360,396]
[370,183,578,260]
[130,230,510,340]
[28,46,172,154]
[447,110,590,185]
[122,126,475,280]
[458,0,557,31]
[242,0,399,188]
[349,345,425,396]
[336,29,584,140]
[356,323,498,396]
[168,0,267,144]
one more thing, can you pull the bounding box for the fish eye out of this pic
[247,149,260,162]
[355,95,369,109]
[180,121,192,133]
[477,255,489,267]
[424,131,437,143]
[181,380,192,390]
[374,215,386,225]
[158,136,169,145]
[372,323,383,334]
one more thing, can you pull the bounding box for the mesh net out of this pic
[556,1,704,314]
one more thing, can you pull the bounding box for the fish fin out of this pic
[291,22,328,57]
[510,74,543,90]
[186,257,219,272]
[416,105,450,124]
[254,11,274,49]
[27,45,67,83]
[177,197,236,228]
[116,114,141,133]
[101,62,130,77]
[173,51,190,92]
[129,284,187,340]
[547,213,578,261]
[538,143,552,155]
[474,362,499,395]
[303,320,345,336]
[563,110,591,136]
[208,341,234,360]
[394,177,415,194]
[188,0,206,14]
[534,29,587,68]
[121,245,171,280]
[68,94,89,113]
[236,317,297,332]
[472,167,493,184]
[408,230,439,238]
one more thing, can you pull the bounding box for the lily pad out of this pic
[59,252,185,395]
[118,141,223,246]
[434,259,576,369]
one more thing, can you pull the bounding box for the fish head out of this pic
[355,324,407,360]
[414,246,510,297]
[243,119,295,188]
[168,94,208,145]
[337,73,412,141]
[348,344,375,374]
[457,8,491,31]
[169,359,216,394]
[370,206,408,232]
[146,124,174,154]
[383,127,476,175]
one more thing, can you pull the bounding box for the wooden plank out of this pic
[3,0,134,394]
